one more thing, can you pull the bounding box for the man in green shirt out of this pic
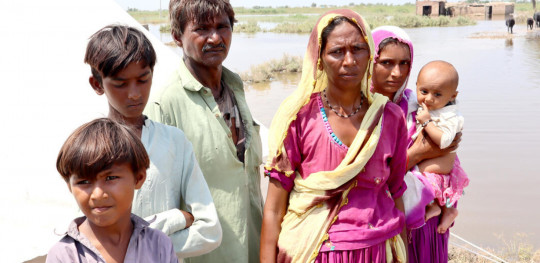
[145,0,263,262]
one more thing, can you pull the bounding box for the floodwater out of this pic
[151,19,540,249]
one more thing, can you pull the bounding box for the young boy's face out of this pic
[416,70,458,111]
[68,163,145,228]
[90,61,152,121]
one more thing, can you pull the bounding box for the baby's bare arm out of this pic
[416,103,443,146]
[423,121,444,147]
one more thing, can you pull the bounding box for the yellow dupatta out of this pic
[265,9,405,262]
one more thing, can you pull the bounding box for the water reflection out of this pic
[245,73,300,127]
[245,72,301,92]
[505,38,513,47]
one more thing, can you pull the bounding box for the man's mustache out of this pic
[202,43,226,52]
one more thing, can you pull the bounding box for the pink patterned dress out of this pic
[266,93,408,262]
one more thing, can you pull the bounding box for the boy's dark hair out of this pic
[84,24,156,84]
[56,118,150,182]
[169,0,236,38]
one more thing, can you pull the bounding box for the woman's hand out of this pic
[260,178,289,263]
[407,131,461,170]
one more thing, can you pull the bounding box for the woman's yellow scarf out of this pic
[265,10,405,262]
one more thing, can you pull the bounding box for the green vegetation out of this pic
[369,15,475,29]
[271,21,315,33]
[235,21,262,34]
[234,3,416,16]
[266,15,475,34]
[160,24,171,33]
[513,2,538,24]
[240,54,302,83]
[514,2,537,13]
[129,3,476,34]
[129,10,168,24]
[238,13,316,24]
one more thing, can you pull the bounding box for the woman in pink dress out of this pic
[371,25,464,263]
[260,10,408,263]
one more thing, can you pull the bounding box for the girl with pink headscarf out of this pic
[371,26,465,263]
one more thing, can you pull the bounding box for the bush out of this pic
[241,54,303,83]
[235,21,262,34]
[159,24,171,33]
[271,22,314,33]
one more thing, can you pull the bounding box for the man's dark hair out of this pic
[56,118,150,182]
[169,0,236,38]
[84,24,156,84]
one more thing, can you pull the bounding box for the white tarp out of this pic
[0,1,180,261]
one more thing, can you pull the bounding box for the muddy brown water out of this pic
[150,19,540,249]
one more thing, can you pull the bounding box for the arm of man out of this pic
[260,178,289,263]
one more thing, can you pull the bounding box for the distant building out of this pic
[416,1,514,18]
[416,0,447,17]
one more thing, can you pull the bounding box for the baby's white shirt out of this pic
[412,104,464,149]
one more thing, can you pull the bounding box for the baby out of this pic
[413,60,468,234]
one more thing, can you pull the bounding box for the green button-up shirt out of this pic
[145,60,263,263]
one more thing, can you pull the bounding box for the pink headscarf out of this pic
[371,26,414,108]
[372,27,431,230]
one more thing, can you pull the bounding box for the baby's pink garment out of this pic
[423,162,469,207]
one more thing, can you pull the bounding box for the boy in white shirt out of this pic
[84,24,222,259]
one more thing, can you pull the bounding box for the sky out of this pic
[114,0,416,11]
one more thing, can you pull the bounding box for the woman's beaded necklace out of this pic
[322,89,363,118]
[318,95,346,147]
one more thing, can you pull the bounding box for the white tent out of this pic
[0,1,180,261]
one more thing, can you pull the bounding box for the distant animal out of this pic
[506,17,515,34]
[535,12,540,28]
[528,18,534,30]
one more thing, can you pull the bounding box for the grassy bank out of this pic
[513,2,538,24]
[129,3,476,34]
[250,14,475,34]
[234,3,415,16]
[154,15,475,34]
[128,10,168,24]
[514,2,538,14]
[240,54,302,83]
